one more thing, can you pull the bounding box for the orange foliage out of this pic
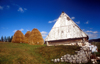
[29,28,44,45]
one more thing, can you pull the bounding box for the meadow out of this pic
[0,42,100,64]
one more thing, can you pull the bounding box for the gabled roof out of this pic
[45,12,88,41]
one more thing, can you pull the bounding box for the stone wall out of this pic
[51,46,91,63]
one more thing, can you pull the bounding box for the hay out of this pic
[29,28,44,45]
[12,30,25,43]
[25,31,31,43]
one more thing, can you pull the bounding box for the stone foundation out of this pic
[51,46,91,63]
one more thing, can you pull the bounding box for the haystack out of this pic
[25,31,31,43]
[12,30,25,43]
[29,28,44,45]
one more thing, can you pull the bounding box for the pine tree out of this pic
[7,36,10,42]
[1,36,3,42]
[4,36,7,42]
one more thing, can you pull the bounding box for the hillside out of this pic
[0,42,98,64]
[0,42,81,64]
[89,38,100,42]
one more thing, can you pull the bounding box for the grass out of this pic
[0,42,94,64]
[0,42,43,64]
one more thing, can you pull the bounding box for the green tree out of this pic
[10,36,13,42]
[4,36,7,42]
[7,36,10,42]
[1,36,3,42]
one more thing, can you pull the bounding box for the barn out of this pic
[45,12,89,46]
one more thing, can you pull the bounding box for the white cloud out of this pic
[18,7,27,13]
[26,29,30,31]
[18,7,24,12]
[87,33,98,39]
[48,19,57,23]
[0,5,10,10]
[12,3,27,13]
[13,30,17,32]
[41,31,48,37]
[76,21,80,24]
[41,31,47,35]
[42,35,47,37]
[7,5,10,9]
[0,6,3,10]
[20,28,24,31]
[85,21,89,24]
[85,30,98,34]
[93,31,98,33]
[13,28,24,32]
[71,17,75,19]
[84,30,99,39]
[86,30,93,32]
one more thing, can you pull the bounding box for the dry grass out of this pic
[0,42,97,64]
[29,28,44,45]
[35,45,80,63]
[0,42,82,64]
[0,42,43,64]
[25,31,31,43]
[12,30,25,43]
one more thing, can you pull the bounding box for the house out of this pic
[45,12,89,46]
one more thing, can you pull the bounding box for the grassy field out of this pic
[0,42,82,64]
[1,42,100,64]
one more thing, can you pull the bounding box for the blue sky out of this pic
[0,0,100,40]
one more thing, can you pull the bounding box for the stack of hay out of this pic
[12,30,25,43]
[29,28,44,45]
[12,28,44,45]
[25,31,31,43]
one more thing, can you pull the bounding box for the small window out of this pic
[67,17,70,21]
[62,31,63,33]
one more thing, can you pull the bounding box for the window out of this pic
[62,31,63,33]
[67,17,70,21]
